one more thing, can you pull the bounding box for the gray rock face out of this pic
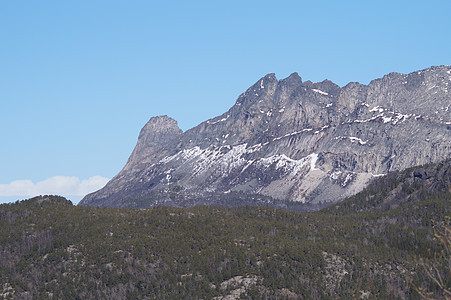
[80,66,451,208]
[125,115,183,169]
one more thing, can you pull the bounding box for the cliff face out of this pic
[80,66,451,208]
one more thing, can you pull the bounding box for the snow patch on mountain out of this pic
[312,89,329,96]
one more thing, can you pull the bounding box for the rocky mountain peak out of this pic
[139,115,182,138]
[125,115,182,169]
[280,72,302,85]
[249,73,278,92]
[80,66,451,209]
[235,73,278,107]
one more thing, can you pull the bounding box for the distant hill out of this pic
[80,65,451,208]
[1,160,449,298]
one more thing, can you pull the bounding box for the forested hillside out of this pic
[0,160,449,299]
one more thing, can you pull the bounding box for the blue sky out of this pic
[1,0,450,204]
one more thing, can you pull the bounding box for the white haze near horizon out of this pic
[0,176,109,205]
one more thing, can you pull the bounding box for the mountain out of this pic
[1,160,449,298]
[80,66,451,208]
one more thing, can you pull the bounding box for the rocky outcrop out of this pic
[125,115,183,168]
[80,66,451,208]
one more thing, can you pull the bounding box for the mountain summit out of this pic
[80,66,451,208]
